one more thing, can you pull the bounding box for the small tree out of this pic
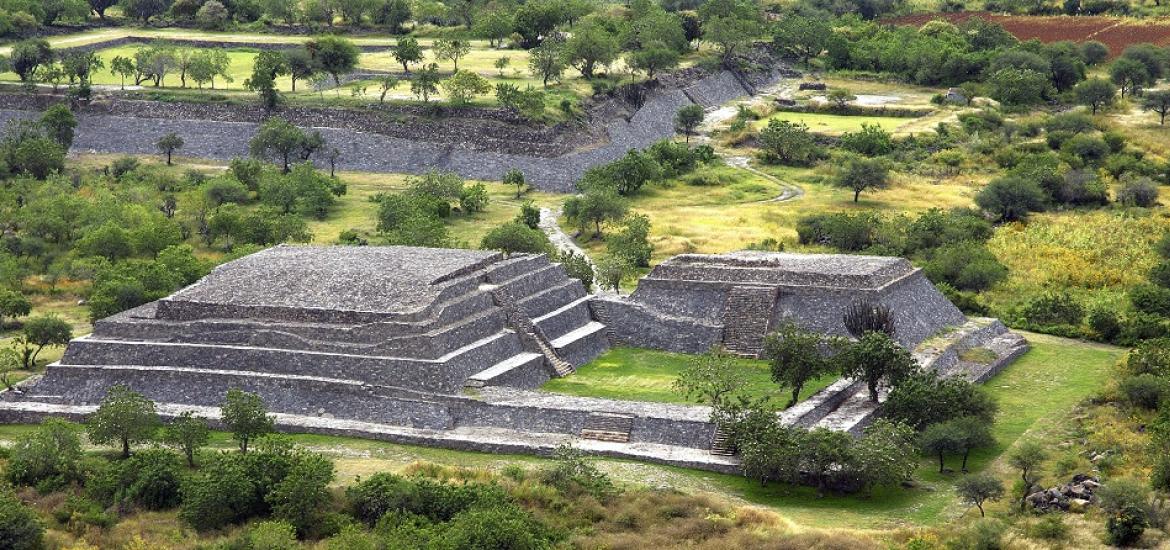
[18,315,72,370]
[393,37,423,73]
[110,55,135,89]
[433,38,472,72]
[954,416,996,472]
[920,421,964,473]
[221,389,274,453]
[563,190,628,239]
[595,256,632,294]
[839,331,915,402]
[827,88,856,110]
[163,410,210,467]
[377,75,400,104]
[0,348,21,392]
[0,487,43,549]
[504,168,526,198]
[956,473,1005,517]
[628,41,680,80]
[40,104,77,149]
[764,321,838,408]
[494,56,510,76]
[675,104,705,144]
[268,452,334,537]
[480,222,550,255]
[87,384,160,458]
[529,39,566,88]
[1008,440,1048,509]
[674,346,741,408]
[1143,89,1170,125]
[0,289,31,329]
[156,133,184,166]
[835,156,889,203]
[1072,78,1116,115]
[410,63,442,103]
[308,36,359,95]
[975,176,1047,222]
[442,70,491,105]
[758,119,822,166]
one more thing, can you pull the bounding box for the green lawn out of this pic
[541,346,839,409]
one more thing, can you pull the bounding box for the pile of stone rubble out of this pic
[1026,474,1101,512]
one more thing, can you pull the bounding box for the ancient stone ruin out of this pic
[0,246,1027,472]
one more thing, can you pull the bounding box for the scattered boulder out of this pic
[798,82,827,91]
[1027,474,1101,512]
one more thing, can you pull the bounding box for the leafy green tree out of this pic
[122,0,173,22]
[920,420,964,473]
[110,55,135,89]
[156,132,184,166]
[0,289,31,328]
[1008,440,1047,509]
[988,67,1049,106]
[245,50,289,109]
[307,35,359,93]
[392,37,423,73]
[975,176,1047,222]
[433,38,472,72]
[839,123,892,156]
[854,419,917,493]
[1111,57,1151,98]
[838,331,915,402]
[564,20,619,79]
[17,315,71,369]
[772,16,830,63]
[86,384,160,458]
[758,119,821,166]
[0,348,20,392]
[628,40,681,80]
[1072,77,1115,115]
[1143,89,1170,125]
[442,70,491,105]
[480,221,551,255]
[61,51,104,86]
[529,38,566,88]
[675,104,705,144]
[835,156,889,203]
[504,168,526,198]
[6,417,83,488]
[376,74,400,104]
[595,255,633,293]
[268,451,334,537]
[673,346,742,408]
[607,213,652,268]
[798,428,854,497]
[881,370,998,431]
[10,39,52,83]
[283,48,317,93]
[89,0,119,18]
[249,117,308,173]
[163,411,211,467]
[764,321,838,407]
[956,473,1005,517]
[221,389,274,453]
[699,0,762,66]
[564,190,627,238]
[475,9,513,47]
[411,63,442,102]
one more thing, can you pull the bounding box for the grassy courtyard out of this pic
[540,346,838,407]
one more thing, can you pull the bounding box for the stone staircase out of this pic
[710,425,735,456]
[580,412,635,443]
[721,285,779,357]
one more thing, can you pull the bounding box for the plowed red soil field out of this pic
[887,12,1170,55]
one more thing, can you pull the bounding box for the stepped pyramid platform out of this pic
[0,248,1027,472]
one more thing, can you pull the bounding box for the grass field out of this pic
[541,346,838,408]
[757,111,924,135]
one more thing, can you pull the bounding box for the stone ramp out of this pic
[721,285,779,357]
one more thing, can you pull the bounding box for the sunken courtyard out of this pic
[1,245,1027,472]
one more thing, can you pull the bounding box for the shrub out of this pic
[1120,313,1170,345]
[1021,291,1084,327]
[516,201,540,230]
[1060,134,1110,165]
[438,503,556,550]
[950,518,1006,550]
[839,123,894,157]
[937,282,990,315]
[87,448,184,510]
[249,520,299,550]
[1117,176,1160,207]
[0,488,43,549]
[1106,505,1148,547]
[1119,374,1166,410]
[923,242,1007,292]
[645,140,698,177]
[346,473,510,526]
[975,176,1047,222]
[1045,112,1096,134]
[1088,307,1122,342]
[110,156,140,178]
[1028,514,1068,541]
[6,417,83,490]
[1126,338,1170,376]
[556,251,594,292]
[795,212,880,252]
[1130,284,1170,316]
[1054,170,1108,206]
[480,222,551,255]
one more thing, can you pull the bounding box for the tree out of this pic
[854,419,917,493]
[122,0,174,22]
[110,56,135,89]
[827,88,856,110]
[442,70,491,105]
[0,348,20,392]
[919,421,964,473]
[262,0,300,27]
[1073,77,1115,114]
[476,10,513,47]
[268,452,334,537]
[773,16,830,63]
[61,51,104,86]
[956,473,1005,517]
[245,50,289,109]
[675,104,705,144]
[988,67,1049,106]
[0,289,31,328]
[673,346,741,408]
[529,39,566,88]
[221,389,274,453]
[608,214,653,268]
[798,428,854,497]
[308,36,359,93]
[699,0,762,67]
[838,331,915,402]
[393,37,423,73]
[410,63,441,102]
[10,39,52,83]
[563,190,628,238]
[628,40,680,80]
[376,75,400,104]
[17,315,71,369]
[377,0,412,33]
[250,117,309,173]
[764,321,838,408]
[433,38,472,72]
[494,56,511,76]
[953,416,995,472]
[0,487,43,549]
[1008,440,1048,509]
[196,0,230,30]
[156,133,184,166]
[86,384,160,458]
[564,21,619,79]
[480,222,551,255]
[881,370,998,431]
[975,176,1047,222]
[6,417,83,488]
[283,48,317,93]
[163,411,210,467]
[595,255,633,293]
[1110,57,1151,98]
[835,156,889,203]
[504,168,526,198]
[758,119,821,166]
[1143,89,1170,125]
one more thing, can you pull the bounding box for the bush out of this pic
[796,212,880,252]
[1088,307,1122,342]
[6,417,83,490]
[437,503,556,550]
[923,242,1008,292]
[1126,338,1170,376]
[975,176,1047,222]
[249,520,299,550]
[839,123,894,156]
[1119,374,1166,410]
[1028,514,1068,541]
[950,518,1006,550]
[1120,313,1170,345]
[87,448,184,510]
[110,157,140,178]
[346,473,510,526]
[937,282,990,315]
[1130,284,1170,316]
[1106,505,1148,547]
[0,488,43,549]
[480,222,551,255]
[1117,176,1160,207]
[1021,291,1084,327]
